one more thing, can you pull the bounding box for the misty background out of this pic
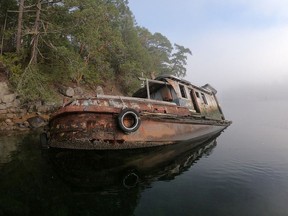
[129,0,288,100]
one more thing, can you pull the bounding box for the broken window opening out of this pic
[201,93,208,105]
[161,86,173,101]
[190,89,201,113]
[179,85,187,98]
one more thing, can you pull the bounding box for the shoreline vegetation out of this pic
[0,0,192,131]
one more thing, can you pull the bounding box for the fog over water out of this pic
[220,82,288,101]
[134,95,288,216]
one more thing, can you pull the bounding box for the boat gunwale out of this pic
[49,109,231,130]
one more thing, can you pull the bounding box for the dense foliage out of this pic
[0,0,192,101]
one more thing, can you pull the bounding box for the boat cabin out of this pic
[133,75,225,120]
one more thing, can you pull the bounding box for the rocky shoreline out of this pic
[0,79,112,132]
[0,82,57,131]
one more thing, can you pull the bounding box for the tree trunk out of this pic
[30,0,41,64]
[16,0,25,53]
[0,13,8,55]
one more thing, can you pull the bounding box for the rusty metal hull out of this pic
[47,109,230,150]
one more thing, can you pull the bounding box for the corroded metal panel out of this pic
[48,110,230,150]
[50,97,192,121]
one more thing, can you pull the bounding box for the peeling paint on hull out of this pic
[48,111,230,150]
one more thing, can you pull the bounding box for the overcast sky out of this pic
[128,0,288,92]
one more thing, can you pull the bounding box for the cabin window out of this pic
[201,93,208,105]
[179,85,187,98]
[161,86,173,101]
[190,89,201,113]
[195,92,200,98]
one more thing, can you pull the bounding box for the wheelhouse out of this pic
[132,75,225,120]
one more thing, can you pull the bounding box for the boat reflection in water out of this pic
[48,133,221,191]
[0,132,223,215]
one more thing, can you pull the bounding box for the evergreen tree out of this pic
[0,0,193,100]
[170,44,192,78]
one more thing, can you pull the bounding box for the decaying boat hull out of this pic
[44,75,231,150]
[48,112,230,150]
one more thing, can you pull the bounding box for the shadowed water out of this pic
[1,98,288,216]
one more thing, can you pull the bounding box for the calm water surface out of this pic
[0,99,288,216]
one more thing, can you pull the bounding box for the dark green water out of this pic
[1,99,288,216]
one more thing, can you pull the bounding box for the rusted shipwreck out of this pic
[42,75,231,150]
